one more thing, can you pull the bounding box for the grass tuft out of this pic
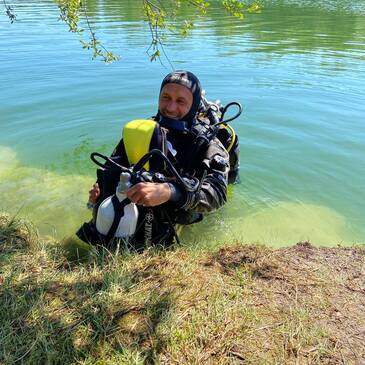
[0,212,37,252]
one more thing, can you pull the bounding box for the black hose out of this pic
[133,149,200,192]
[90,152,131,174]
[219,102,243,124]
[91,150,199,193]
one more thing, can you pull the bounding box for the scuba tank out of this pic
[96,172,138,238]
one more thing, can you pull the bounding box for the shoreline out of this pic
[1,213,364,364]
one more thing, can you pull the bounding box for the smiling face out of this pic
[158,83,193,120]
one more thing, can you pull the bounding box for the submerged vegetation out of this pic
[1,212,365,364]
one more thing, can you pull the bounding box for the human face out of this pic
[159,83,193,120]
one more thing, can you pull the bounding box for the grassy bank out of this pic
[1,213,364,364]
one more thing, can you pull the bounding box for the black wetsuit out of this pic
[77,70,235,249]
[111,128,230,212]
[101,127,230,249]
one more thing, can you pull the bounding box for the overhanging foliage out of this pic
[3,0,260,62]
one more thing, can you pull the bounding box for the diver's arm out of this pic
[180,138,229,212]
[88,183,100,204]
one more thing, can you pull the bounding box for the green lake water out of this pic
[1,0,364,247]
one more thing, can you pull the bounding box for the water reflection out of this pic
[9,0,365,61]
[78,0,365,58]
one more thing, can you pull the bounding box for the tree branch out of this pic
[3,0,16,23]
[3,0,260,63]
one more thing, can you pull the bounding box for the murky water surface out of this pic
[1,0,364,246]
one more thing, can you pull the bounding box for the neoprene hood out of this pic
[156,70,202,130]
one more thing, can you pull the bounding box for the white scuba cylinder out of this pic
[96,172,139,238]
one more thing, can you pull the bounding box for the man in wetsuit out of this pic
[87,70,230,247]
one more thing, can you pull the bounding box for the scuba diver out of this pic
[77,70,241,251]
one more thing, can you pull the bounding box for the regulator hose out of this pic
[90,150,200,193]
[90,152,131,173]
[200,97,242,126]
[133,149,200,192]
[219,102,243,125]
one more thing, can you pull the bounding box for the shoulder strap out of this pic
[104,196,131,243]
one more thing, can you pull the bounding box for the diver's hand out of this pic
[127,182,171,207]
[88,183,100,203]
